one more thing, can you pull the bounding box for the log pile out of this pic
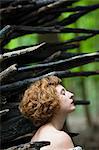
[0,0,99,149]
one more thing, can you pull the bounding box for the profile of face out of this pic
[56,84,75,114]
[19,76,75,127]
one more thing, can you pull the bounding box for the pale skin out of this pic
[31,84,76,150]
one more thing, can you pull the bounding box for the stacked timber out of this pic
[0,0,99,149]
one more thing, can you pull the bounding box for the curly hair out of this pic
[19,76,61,127]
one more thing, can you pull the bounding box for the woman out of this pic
[19,76,82,150]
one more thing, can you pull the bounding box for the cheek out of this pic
[61,95,68,102]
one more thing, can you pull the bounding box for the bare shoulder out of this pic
[31,126,74,149]
[58,131,72,140]
[56,131,74,149]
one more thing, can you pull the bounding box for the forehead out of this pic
[56,84,65,92]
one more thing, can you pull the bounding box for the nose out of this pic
[67,91,74,97]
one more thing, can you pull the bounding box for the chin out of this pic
[70,106,76,112]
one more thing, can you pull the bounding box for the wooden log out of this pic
[62,33,95,44]
[1,102,21,121]
[17,0,79,25]
[12,25,99,34]
[0,64,17,83]
[1,0,78,26]
[0,115,37,146]
[74,100,90,105]
[22,3,99,26]
[5,141,50,150]
[18,52,99,71]
[1,70,99,94]
[5,43,78,60]
[0,25,13,48]
[42,51,61,63]
[33,13,60,27]
[1,27,98,49]
[1,68,51,85]
[0,0,14,8]
[5,33,96,53]
[0,52,84,84]
[10,0,57,8]
[0,43,44,62]
[0,0,57,8]
[1,43,79,68]
[0,109,9,117]
[0,25,12,42]
[1,50,90,83]
[0,1,59,28]
[2,33,94,54]
[51,4,99,26]
[43,4,99,13]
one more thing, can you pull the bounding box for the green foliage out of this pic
[5,34,38,50]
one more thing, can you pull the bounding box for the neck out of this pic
[49,111,67,131]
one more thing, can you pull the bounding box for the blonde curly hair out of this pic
[19,76,61,127]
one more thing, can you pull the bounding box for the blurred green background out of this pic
[4,0,99,129]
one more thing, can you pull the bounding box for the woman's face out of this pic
[56,84,75,114]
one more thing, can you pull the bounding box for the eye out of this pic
[61,89,65,95]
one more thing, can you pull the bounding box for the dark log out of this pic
[0,115,37,147]
[0,43,44,63]
[2,39,78,53]
[1,0,78,26]
[1,42,77,61]
[1,68,51,85]
[16,0,79,25]
[2,33,94,55]
[0,25,12,43]
[0,25,13,48]
[18,52,99,71]
[2,26,98,46]
[0,109,9,117]
[1,43,79,68]
[0,0,57,9]
[12,25,99,34]
[2,102,19,109]
[0,64,17,83]
[0,0,14,8]
[67,132,79,137]
[44,4,99,13]
[52,4,99,26]
[0,96,7,106]
[12,0,57,6]
[3,50,84,82]
[5,141,50,150]
[1,70,99,94]
[4,33,96,53]
[1,89,23,103]
[0,52,86,84]
[33,13,60,27]
[62,33,95,44]
[74,100,90,105]
[42,51,62,63]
